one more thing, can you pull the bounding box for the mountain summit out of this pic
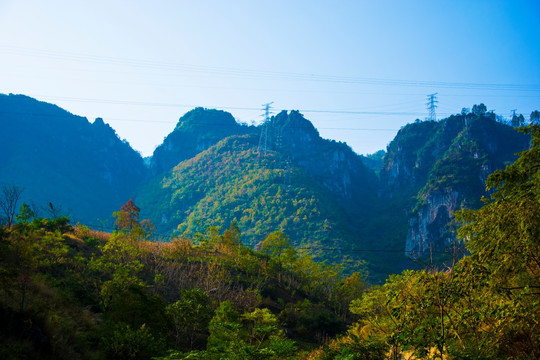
[150,107,250,175]
[0,95,532,279]
[0,94,147,223]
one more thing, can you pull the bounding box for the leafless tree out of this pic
[0,183,24,228]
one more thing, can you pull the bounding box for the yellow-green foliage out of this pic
[0,208,353,359]
[309,125,540,360]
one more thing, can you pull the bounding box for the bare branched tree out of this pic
[0,183,24,228]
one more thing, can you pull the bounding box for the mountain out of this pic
[1,94,533,280]
[361,150,386,175]
[137,110,378,268]
[0,93,147,224]
[2,123,538,360]
[378,111,530,258]
[150,107,252,175]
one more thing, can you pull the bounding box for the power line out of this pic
[0,110,436,134]
[10,94,536,121]
[2,46,540,92]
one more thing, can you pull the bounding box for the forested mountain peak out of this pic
[259,110,377,202]
[272,109,319,136]
[150,107,251,175]
[1,95,535,280]
[174,107,239,131]
[380,111,529,197]
[0,93,147,224]
[376,109,530,258]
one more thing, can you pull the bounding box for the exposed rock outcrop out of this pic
[272,110,377,202]
[379,111,530,259]
[406,189,459,257]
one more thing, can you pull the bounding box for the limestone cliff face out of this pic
[380,117,467,197]
[379,112,530,259]
[271,110,377,202]
[405,189,459,257]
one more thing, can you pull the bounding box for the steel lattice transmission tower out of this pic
[426,93,438,121]
[257,102,273,155]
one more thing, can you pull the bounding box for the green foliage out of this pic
[259,231,294,259]
[1,199,354,359]
[312,336,387,360]
[205,302,297,359]
[151,107,249,174]
[333,272,365,321]
[317,125,540,359]
[206,301,242,351]
[89,232,145,309]
[104,285,170,339]
[280,299,345,343]
[167,288,213,350]
[103,323,165,360]
[454,124,540,358]
[472,103,487,116]
[457,124,540,289]
[15,203,34,223]
[138,134,358,267]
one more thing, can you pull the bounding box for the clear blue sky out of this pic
[1,0,539,156]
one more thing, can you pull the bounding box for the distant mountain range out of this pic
[0,94,531,280]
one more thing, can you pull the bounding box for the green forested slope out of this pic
[138,109,382,272]
[311,124,540,360]
[1,125,538,359]
[150,107,253,175]
[1,95,534,282]
[0,94,147,224]
[378,110,530,260]
[0,205,361,359]
[138,135,359,263]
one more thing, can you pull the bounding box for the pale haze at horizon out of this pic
[0,1,539,157]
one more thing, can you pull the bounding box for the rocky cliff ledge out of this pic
[405,189,459,257]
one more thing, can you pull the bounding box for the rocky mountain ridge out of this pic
[379,112,530,258]
[0,94,532,278]
[0,94,147,223]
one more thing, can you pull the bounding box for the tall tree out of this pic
[471,103,487,116]
[167,288,213,350]
[113,198,154,241]
[511,113,526,127]
[0,184,24,228]
[455,124,540,357]
[530,110,540,125]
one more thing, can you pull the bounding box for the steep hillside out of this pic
[1,95,532,280]
[267,110,378,204]
[137,110,380,269]
[139,135,353,250]
[2,124,538,360]
[150,107,252,175]
[379,110,530,258]
[0,93,147,224]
